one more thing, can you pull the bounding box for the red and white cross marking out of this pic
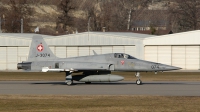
[37,44,43,52]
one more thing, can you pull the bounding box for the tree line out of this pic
[0,0,200,34]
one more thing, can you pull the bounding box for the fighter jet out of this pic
[17,36,181,85]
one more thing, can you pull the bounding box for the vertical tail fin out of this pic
[27,35,57,61]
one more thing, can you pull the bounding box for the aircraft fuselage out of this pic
[18,53,180,72]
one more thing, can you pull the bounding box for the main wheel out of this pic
[136,79,142,85]
[66,80,73,86]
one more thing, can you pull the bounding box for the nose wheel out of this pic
[135,72,142,85]
[136,79,142,85]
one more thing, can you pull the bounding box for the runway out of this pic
[0,81,200,96]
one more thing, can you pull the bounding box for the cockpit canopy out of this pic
[114,53,136,59]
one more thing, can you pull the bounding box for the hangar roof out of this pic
[1,30,200,46]
[0,32,152,46]
[0,33,50,39]
[144,30,200,45]
[89,32,153,38]
[0,32,153,39]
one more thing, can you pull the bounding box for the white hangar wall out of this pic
[1,31,200,70]
[0,34,32,70]
[144,30,200,70]
[45,32,149,59]
[49,46,136,58]
[0,32,150,70]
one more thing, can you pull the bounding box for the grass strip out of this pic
[0,95,200,112]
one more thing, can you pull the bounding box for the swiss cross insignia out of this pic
[121,60,125,65]
[37,44,43,52]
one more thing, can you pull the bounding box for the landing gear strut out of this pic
[65,72,73,86]
[135,72,142,85]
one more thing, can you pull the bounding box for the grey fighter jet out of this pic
[17,36,181,85]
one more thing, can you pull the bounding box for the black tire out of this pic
[85,82,91,84]
[136,79,142,85]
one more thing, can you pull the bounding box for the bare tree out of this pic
[124,0,152,29]
[75,0,151,32]
[57,0,76,33]
[0,4,7,32]
[4,0,33,33]
[57,0,151,33]
[80,0,102,31]
[169,0,200,32]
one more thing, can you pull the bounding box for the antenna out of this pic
[0,17,1,33]
[88,17,91,40]
[0,17,6,33]
[21,18,23,33]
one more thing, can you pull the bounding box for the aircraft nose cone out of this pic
[173,66,182,70]
[160,64,182,70]
[167,65,182,70]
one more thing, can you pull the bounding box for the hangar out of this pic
[0,32,151,70]
[144,30,200,70]
[0,30,199,70]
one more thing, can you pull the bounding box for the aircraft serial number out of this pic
[36,53,50,57]
[151,65,159,69]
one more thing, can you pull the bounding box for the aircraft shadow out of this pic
[31,82,199,86]
[143,82,200,85]
[143,82,186,85]
[32,82,67,85]
[31,82,134,86]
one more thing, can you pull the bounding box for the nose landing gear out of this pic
[135,72,142,85]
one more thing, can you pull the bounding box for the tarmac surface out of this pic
[0,81,200,96]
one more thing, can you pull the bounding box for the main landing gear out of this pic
[65,72,73,86]
[135,72,142,85]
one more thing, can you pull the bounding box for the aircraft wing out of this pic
[42,62,112,72]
